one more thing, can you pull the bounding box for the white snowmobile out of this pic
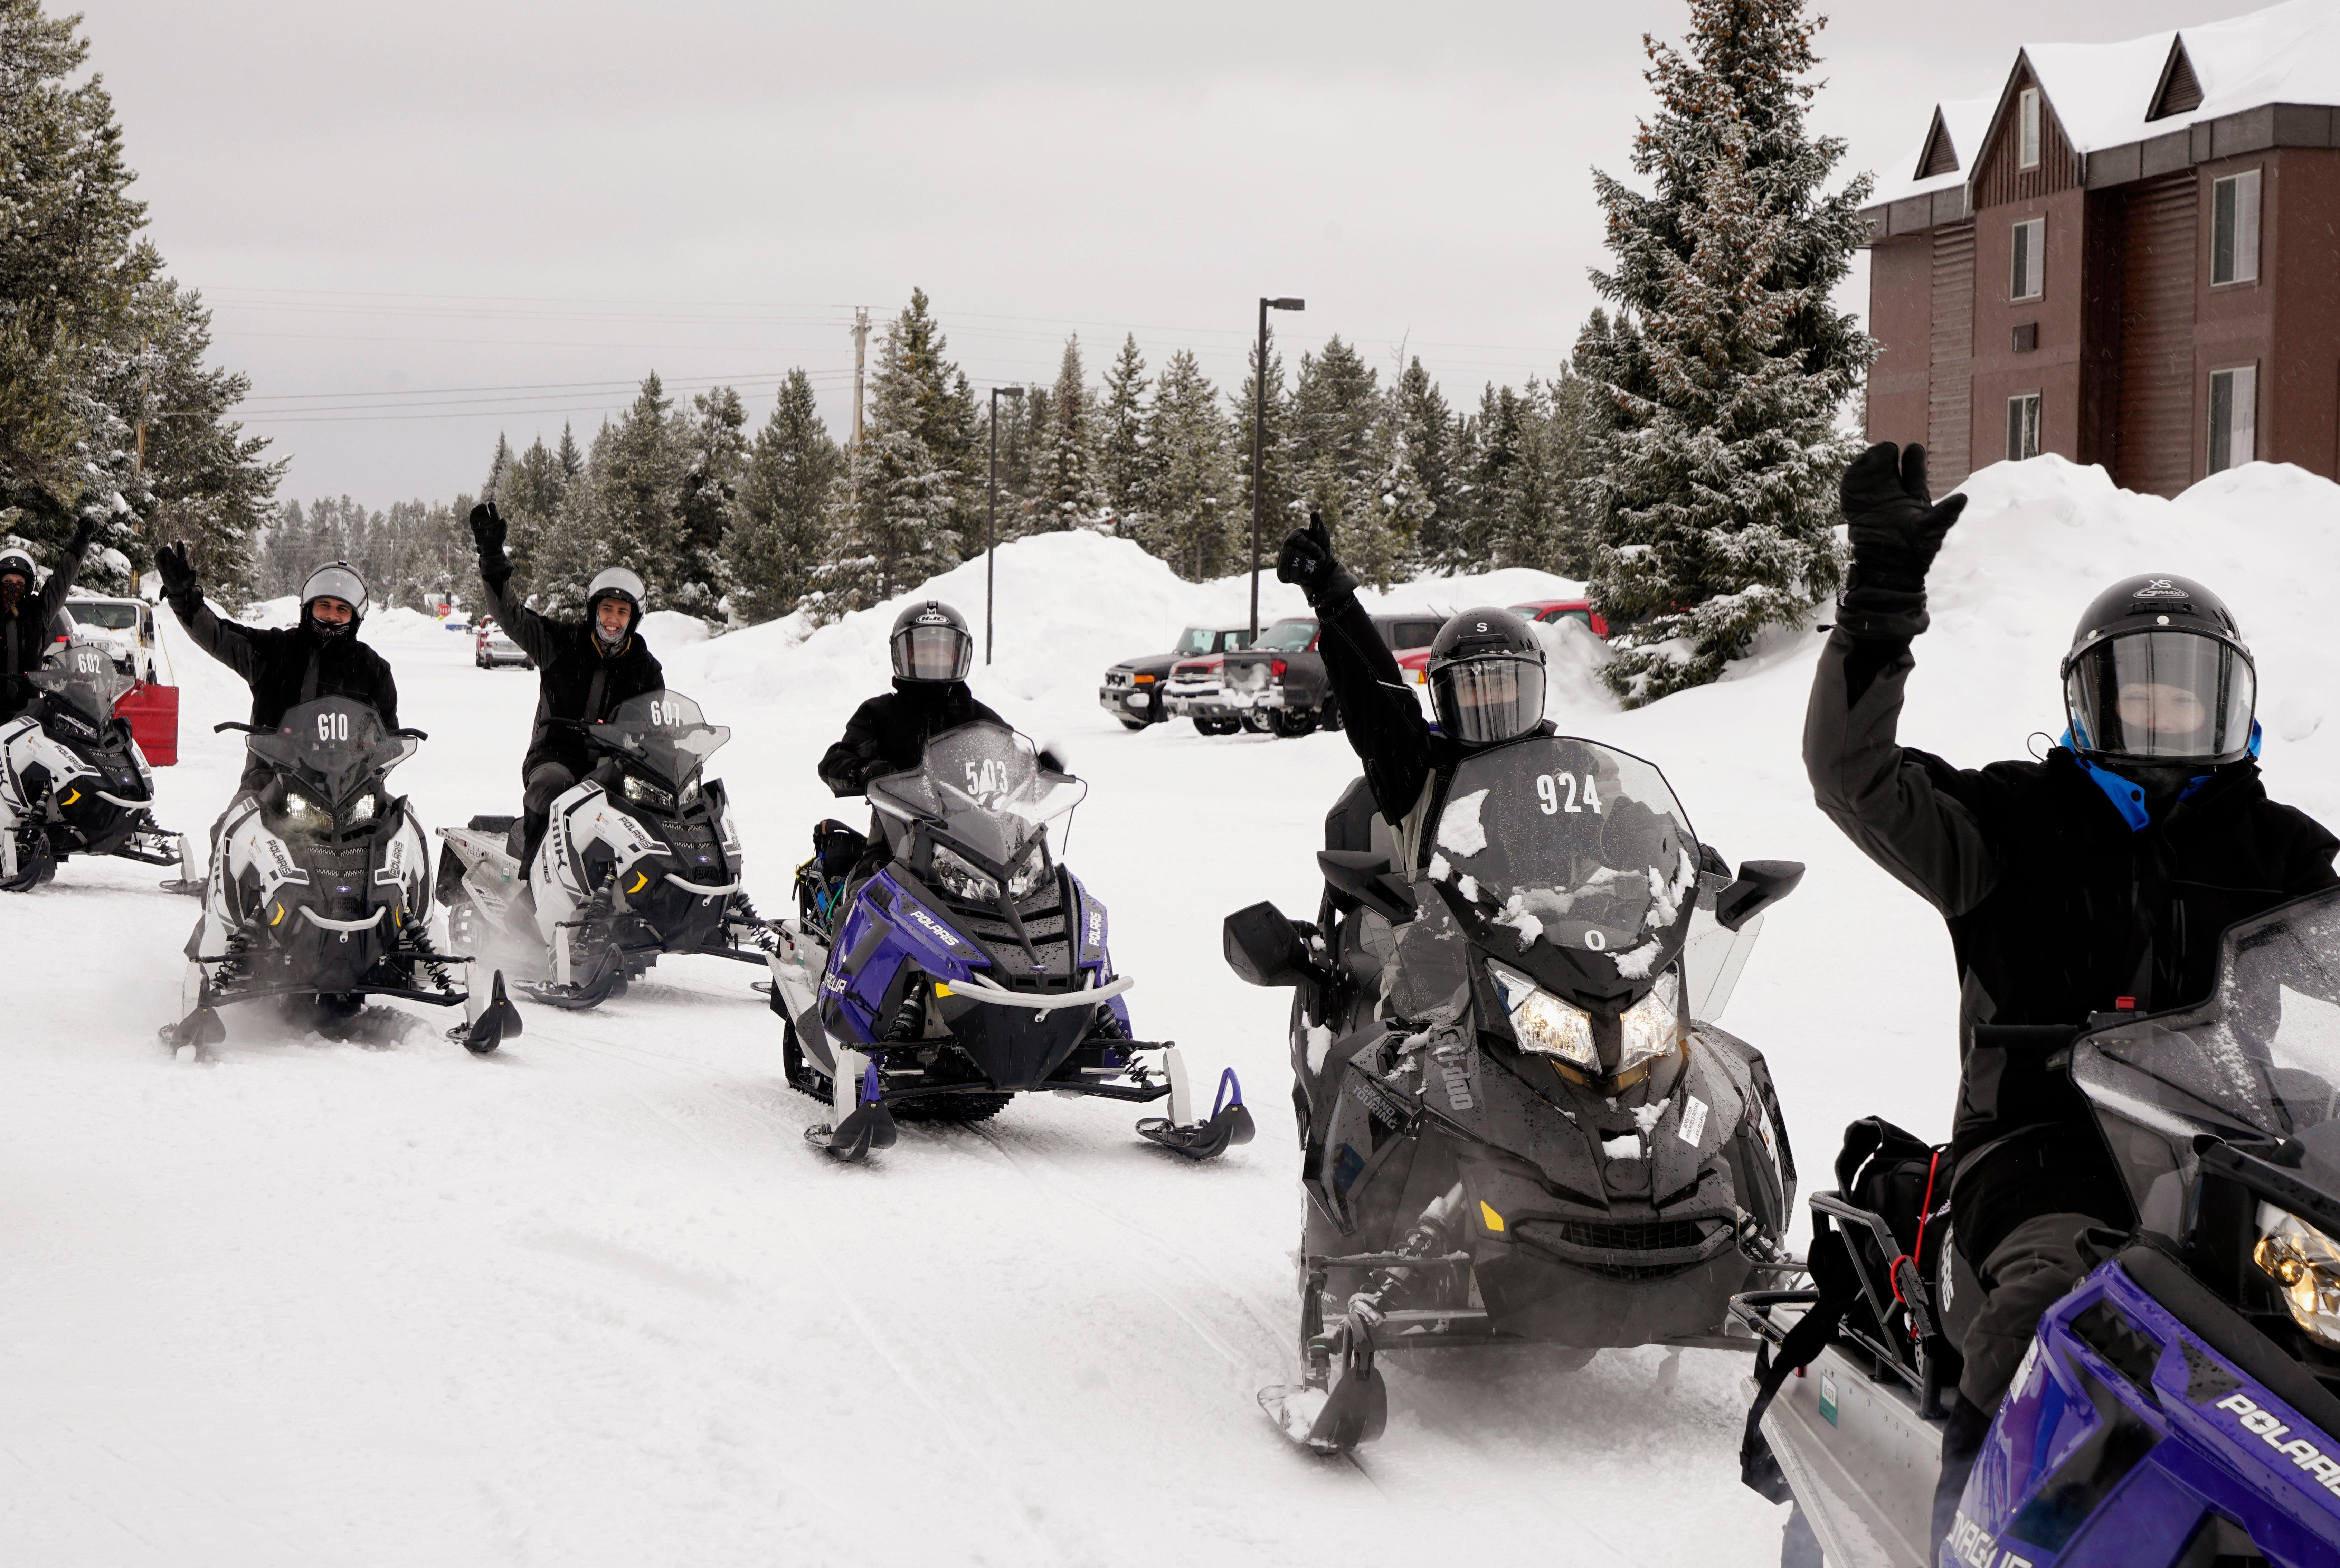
[434,689,771,1010]
[164,695,520,1055]
[0,638,186,891]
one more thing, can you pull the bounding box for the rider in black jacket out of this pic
[468,503,666,867]
[1275,512,1553,868]
[1,494,102,722]
[1804,440,2340,1544]
[158,545,399,793]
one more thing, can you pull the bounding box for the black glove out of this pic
[1842,442,1965,598]
[68,511,98,555]
[1276,511,1358,611]
[155,541,198,597]
[470,501,508,557]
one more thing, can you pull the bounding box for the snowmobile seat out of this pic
[468,813,518,834]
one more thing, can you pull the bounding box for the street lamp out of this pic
[987,384,1025,666]
[1251,295,1305,642]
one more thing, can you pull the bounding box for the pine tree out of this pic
[1291,338,1395,585]
[726,368,839,623]
[1138,350,1239,581]
[583,374,689,609]
[1094,334,1149,537]
[1390,359,1465,575]
[816,307,964,612]
[672,386,745,621]
[1231,329,1292,583]
[1027,336,1101,532]
[1581,0,1874,704]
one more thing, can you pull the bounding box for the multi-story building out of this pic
[1861,0,2340,496]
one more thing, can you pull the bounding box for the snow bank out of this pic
[637,609,711,648]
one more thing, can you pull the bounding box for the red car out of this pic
[1509,599,1609,638]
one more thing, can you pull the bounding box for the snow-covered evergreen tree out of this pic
[815,307,965,613]
[1231,330,1292,579]
[1138,350,1238,581]
[582,374,689,610]
[1291,338,1397,585]
[1389,359,1464,576]
[1580,0,1874,704]
[671,386,746,621]
[726,368,840,624]
[1094,334,1149,537]
[1027,336,1101,532]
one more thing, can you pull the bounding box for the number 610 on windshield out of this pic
[1536,773,1602,815]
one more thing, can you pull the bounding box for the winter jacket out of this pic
[1804,628,2340,1264]
[166,591,400,733]
[480,560,665,783]
[819,681,1006,797]
[1,523,96,721]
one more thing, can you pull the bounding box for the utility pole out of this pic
[986,386,1024,666]
[850,308,870,450]
[1251,296,1305,642]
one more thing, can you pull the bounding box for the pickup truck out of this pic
[1170,610,1445,737]
[1099,624,1253,729]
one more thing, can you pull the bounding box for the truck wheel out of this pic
[1118,718,1147,731]
[1270,710,1318,739]
[1320,698,1343,733]
[1240,712,1272,734]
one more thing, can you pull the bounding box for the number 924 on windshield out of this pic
[1536,772,1602,815]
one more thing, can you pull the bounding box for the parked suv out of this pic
[1099,624,1251,729]
[58,596,161,683]
[474,615,533,670]
[1177,611,1443,737]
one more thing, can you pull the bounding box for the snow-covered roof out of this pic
[1866,0,2340,224]
[1870,99,1994,210]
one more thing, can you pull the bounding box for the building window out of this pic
[2010,216,2045,301]
[2209,365,2258,472]
[2019,88,2041,169]
[2213,169,2262,285]
[2007,394,2041,461]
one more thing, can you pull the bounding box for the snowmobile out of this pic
[1224,734,1803,1454]
[763,719,1254,1163]
[433,689,771,1011]
[1735,885,2340,1568]
[163,695,519,1055]
[0,638,187,891]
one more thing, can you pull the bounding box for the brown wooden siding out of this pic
[2116,172,2199,496]
[1927,223,1975,485]
[1974,67,2085,209]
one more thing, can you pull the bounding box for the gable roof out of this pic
[1872,98,1993,209]
[2148,35,2204,119]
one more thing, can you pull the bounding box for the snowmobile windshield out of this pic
[867,721,1086,829]
[587,690,730,787]
[28,640,133,727]
[2065,629,2255,764]
[1425,735,1698,974]
[248,697,415,805]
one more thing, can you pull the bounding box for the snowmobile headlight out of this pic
[930,844,1000,904]
[273,789,333,837]
[1005,838,1051,901]
[1486,960,1596,1070]
[2255,1202,2340,1347]
[1617,980,1682,1077]
[622,773,676,812]
[346,792,379,825]
[680,776,701,808]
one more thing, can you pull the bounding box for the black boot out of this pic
[1932,1392,1994,1553]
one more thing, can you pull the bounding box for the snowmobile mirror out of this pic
[1716,859,1806,932]
[1316,850,1417,926]
[213,721,262,734]
[397,727,429,741]
[1224,901,1315,988]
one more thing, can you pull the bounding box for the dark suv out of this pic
[1099,624,1253,729]
[1176,611,1443,737]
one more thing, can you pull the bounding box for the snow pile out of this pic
[637,608,711,648]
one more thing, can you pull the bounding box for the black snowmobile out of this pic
[1225,733,1803,1452]
[0,639,185,890]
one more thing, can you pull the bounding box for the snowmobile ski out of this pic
[806,1060,897,1163]
[1136,1066,1255,1160]
[449,968,523,1054]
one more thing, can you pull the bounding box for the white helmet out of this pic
[585,566,646,617]
[0,547,36,584]
[300,561,370,618]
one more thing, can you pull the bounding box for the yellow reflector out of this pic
[1480,1201,1505,1233]
[628,871,649,894]
[268,902,285,927]
[60,788,80,805]
[933,982,954,997]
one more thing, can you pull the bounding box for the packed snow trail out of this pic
[7,457,2340,1564]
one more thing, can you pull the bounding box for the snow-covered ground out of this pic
[7,456,2339,1565]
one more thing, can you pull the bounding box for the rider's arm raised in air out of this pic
[1278,513,1432,824]
[154,541,267,685]
[468,502,559,667]
[1803,442,1999,916]
[32,497,100,630]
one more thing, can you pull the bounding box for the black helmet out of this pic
[2060,573,2256,766]
[1427,607,1545,745]
[890,600,973,683]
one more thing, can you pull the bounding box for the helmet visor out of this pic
[2065,630,2255,762]
[894,624,972,682]
[1431,655,1546,745]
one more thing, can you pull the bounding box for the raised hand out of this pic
[469,501,508,556]
[155,540,199,596]
[1842,442,1967,596]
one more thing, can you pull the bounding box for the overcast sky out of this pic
[74,0,2273,507]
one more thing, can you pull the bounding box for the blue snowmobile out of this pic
[1735,884,2340,1566]
[763,720,1252,1163]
